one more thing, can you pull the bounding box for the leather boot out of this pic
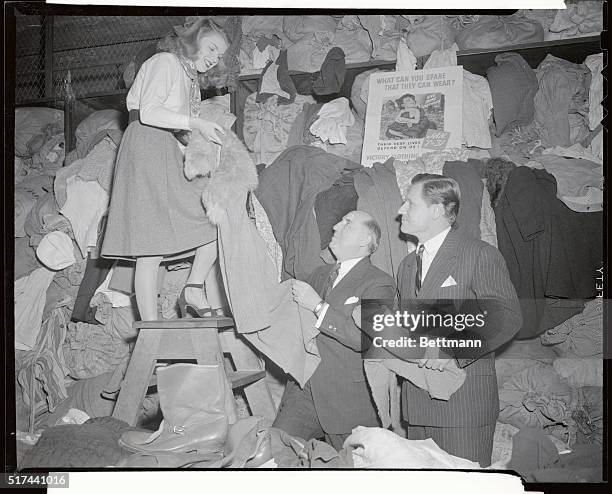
[119,363,229,454]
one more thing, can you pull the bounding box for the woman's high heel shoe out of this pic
[178,283,213,318]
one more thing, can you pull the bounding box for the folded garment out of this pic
[365,359,466,429]
[487,52,539,136]
[15,267,57,351]
[309,97,354,144]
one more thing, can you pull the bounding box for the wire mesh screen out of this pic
[15,15,47,102]
[15,15,186,104]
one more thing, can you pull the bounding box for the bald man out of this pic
[273,211,395,450]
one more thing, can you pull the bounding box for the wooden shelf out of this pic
[231,36,601,140]
[134,317,236,330]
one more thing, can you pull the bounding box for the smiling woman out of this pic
[100,18,233,321]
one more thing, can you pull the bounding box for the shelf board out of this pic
[237,35,601,81]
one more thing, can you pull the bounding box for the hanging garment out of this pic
[462,70,493,149]
[534,54,591,147]
[422,44,458,70]
[354,159,407,278]
[494,167,603,338]
[487,52,539,136]
[393,147,464,201]
[17,306,70,430]
[443,159,484,241]
[93,266,134,308]
[395,38,416,71]
[584,53,603,162]
[479,183,497,248]
[15,267,57,351]
[213,185,321,386]
[71,255,115,324]
[255,145,360,281]
[252,194,283,281]
[187,120,322,386]
[314,173,359,249]
[256,50,296,105]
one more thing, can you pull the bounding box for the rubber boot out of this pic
[119,363,229,454]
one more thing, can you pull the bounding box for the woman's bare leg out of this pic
[135,256,163,321]
[184,241,217,308]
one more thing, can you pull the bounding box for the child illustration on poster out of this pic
[362,66,463,167]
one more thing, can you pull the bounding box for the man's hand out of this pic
[291,280,323,312]
[418,344,452,371]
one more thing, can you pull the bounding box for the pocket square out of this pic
[344,296,360,304]
[441,276,457,287]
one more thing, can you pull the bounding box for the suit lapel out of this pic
[328,257,370,298]
[400,253,417,300]
[418,229,459,299]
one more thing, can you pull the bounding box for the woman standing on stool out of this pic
[102,19,229,320]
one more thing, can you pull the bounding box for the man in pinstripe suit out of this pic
[396,174,522,467]
[273,211,395,450]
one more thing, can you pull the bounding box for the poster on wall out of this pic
[361,66,463,167]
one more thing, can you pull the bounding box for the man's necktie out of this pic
[415,244,425,297]
[322,263,341,299]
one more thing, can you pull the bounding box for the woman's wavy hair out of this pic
[157,17,231,89]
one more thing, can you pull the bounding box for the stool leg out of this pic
[220,330,277,419]
[112,329,161,426]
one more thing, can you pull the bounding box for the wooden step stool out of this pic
[112,317,277,426]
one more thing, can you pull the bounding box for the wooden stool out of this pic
[112,317,277,426]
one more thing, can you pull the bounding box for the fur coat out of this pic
[184,103,258,224]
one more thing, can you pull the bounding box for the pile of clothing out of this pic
[14,108,142,435]
[235,7,600,75]
[488,52,602,166]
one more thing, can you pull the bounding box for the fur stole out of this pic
[184,106,258,224]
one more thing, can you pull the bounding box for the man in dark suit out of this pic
[396,174,522,467]
[273,210,395,450]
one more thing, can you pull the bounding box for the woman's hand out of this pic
[190,118,225,145]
